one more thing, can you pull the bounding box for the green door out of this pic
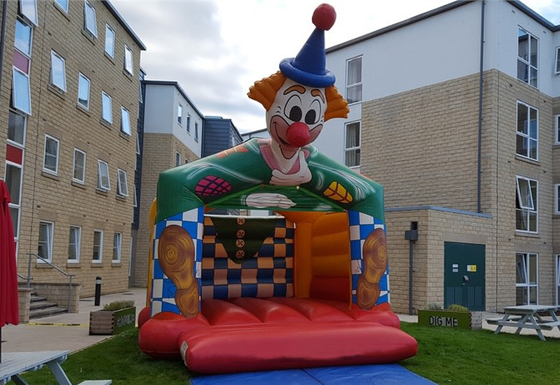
[444,242,485,311]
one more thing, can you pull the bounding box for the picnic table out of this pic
[486,305,560,341]
[0,350,111,385]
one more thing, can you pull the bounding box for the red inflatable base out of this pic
[139,298,418,373]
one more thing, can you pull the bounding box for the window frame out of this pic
[346,56,362,104]
[195,122,199,142]
[20,0,38,26]
[186,114,191,133]
[43,134,59,175]
[517,27,538,88]
[516,101,538,161]
[117,168,128,197]
[344,121,361,168]
[175,152,181,167]
[515,175,538,233]
[77,73,90,110]
[101,91,112,124]
[112,232,122,263]
[72,148,86,184]
[516,252,538,305]
[15,18,32,57]
[97,159,110,191]
[68,225,81,263]
[555,114,560,145]
[38,221,54,263]
[124,45,133,75]
[178,103,183,125]
[92,229,103,263]
[84,0,98,38]
[120,106,131,136]
[5,162,22,240]
[8,110,26,146]
[555,47,560,75]
[50,50,66,92]
[54,0,68,13]
[104,24,115,58]
[12,67,32,115]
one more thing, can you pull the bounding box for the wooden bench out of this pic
[539,320,560,331]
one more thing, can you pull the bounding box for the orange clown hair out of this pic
[248,71,349,122]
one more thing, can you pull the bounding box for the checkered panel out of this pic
[150,207,204,317]
[348,210,389,306]
[200,216,294,300]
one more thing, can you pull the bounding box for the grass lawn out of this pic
[10,322,560,385]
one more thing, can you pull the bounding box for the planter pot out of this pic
[89,306,136,335]
[418,309,472,330]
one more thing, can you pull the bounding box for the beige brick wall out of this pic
[362,70,558,311]
[1,1,142,297]
[134,133,199,287]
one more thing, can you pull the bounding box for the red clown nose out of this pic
[286,122,310,147]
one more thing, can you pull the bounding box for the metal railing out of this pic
[25,253,75,312]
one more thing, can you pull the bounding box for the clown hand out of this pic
[246,193,296,209]
[270,152,312,186]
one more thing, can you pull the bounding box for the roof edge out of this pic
[102,0,146,50]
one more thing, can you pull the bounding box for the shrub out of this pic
[103,300,135,311]
[447,304,469,313]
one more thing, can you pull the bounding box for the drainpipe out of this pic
[477,0,486,213]
[404,222,418,315]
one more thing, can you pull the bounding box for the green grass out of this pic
[10,323,560,385]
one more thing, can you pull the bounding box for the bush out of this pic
[426,303,443,310]
[447,304,469,313]
[103,300,135,311]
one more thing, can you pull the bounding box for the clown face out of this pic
[266,78,326,155]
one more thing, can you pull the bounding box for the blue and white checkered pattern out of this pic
[150,207,204,316]
[348,210,389,306]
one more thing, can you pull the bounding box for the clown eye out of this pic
[305,99,322,125]
[284,95,303,122]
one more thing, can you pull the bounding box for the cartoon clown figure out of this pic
[248,4,348,186]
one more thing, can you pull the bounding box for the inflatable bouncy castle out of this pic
[138,4,418,374]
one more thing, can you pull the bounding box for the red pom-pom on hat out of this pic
[312,3,336,31]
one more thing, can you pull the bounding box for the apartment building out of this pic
[134,80,204,287]
[323,0,560,313]
[0,0,145,297]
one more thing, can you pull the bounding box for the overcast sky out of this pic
[108,0,560,133]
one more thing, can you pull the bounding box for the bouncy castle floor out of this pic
[190,364,436,385]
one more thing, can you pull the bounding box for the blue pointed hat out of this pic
[279,4,336,88]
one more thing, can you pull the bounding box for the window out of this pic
[38,221,54,262]
[8,111,26,146]
[73,148,86,183]
[117,169,128,197]
[77,73,90,109]
[516,252,538,305]
[50,50,66,92]
[195,122,199,142]
[54,0,68,13]
[112,232,122,262]
[97,160,110,191]
[516,101,538,161]
[12,68,31,115]
[8,110,26,146]
[517,27,538,87]
[124,45,133,75]
[101,92,112,123]
[68,226,81,262]
[186,114,191,133]
[556,255,560,306]
[178,104,183,125]
[345,121,361,168]
[175,152,181,167]
[516,176,538,233]
[20,0,38,26]
[121,107,131,135]
[43,135,59,174]
[346,56,362,104]
[93,229,103,262]
[555,115,560,145]
[5,164,22,238]
[556,184,560,215]
[133,185,137,207]
[104,24,115,58]
[84,0,97,37]
[15,19,32,56]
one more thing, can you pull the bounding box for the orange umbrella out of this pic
[0,180,19,362]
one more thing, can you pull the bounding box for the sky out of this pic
[108,0,560,133]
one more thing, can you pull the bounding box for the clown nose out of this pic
[286,122,310,147]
